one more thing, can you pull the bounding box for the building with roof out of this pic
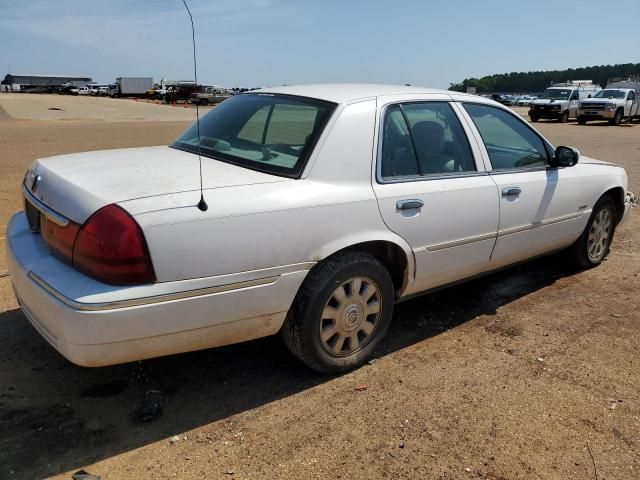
[1,73,93,90]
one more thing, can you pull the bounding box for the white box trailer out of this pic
[114,77,154,97]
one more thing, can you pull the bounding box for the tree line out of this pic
[448,63,640,93]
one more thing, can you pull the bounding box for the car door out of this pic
[626,90,637,117]
[372,99,499,295]
[460,102,584,268]
[569,90,580,117]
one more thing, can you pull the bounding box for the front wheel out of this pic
[577,116,587,125]
[609,109,623,126]
[282,251,394,373]
[567,196,617,268]
[559,111,569,123]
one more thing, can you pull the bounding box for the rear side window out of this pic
[380,102,476,179]
[463,103,548,170]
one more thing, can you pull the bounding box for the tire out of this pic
[200,98,209,106]
[567,195,617,268]
[281,251,394,374]
[609,109,623,126]
[559,111,569,123]
[577,116,587,125]
[530,115,539,122]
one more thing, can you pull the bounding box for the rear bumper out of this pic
[7,213,309,367]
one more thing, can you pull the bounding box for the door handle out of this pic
[502,187,522,197]
[396,199,424,210]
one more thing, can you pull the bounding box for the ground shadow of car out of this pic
[0,254,579,478]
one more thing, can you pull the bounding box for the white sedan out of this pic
[7,84,636,373]
[516,96,533,106]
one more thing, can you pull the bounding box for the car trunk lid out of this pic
[25,145,288,224]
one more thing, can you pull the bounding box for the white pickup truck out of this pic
[529,81,601,123]
[578,86,639,125]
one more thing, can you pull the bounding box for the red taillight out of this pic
[72,204,156,285]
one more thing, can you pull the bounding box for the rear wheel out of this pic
[282,251,394,373]
[200,98,209,106]
[567,196,617,268]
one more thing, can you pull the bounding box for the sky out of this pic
[1,0,638,89]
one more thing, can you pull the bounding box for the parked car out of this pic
[145,86,168,100]
[516,96,533,106]
[164,84,201,103]
[190,86,231,105]
[578,88,639,125]
[7,84,636,373]
[77,86,90,96]
[529,81,601,122]
[58,84,79,95]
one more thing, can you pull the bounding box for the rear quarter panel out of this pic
[124,99,415,287]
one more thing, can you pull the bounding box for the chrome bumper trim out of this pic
[22,183,70,227]
[28,271,279,311]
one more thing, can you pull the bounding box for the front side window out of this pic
[380,102,476,179]
[173,94,336,178]
[463,103,548,170]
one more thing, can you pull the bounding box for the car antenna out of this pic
[181,0,208,211]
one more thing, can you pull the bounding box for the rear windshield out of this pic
[172,93,336,178]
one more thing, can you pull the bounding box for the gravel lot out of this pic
[0,95,639,480]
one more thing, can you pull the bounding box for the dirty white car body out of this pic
[7,84,636,372]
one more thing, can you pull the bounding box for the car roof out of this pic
[254,83,453,104]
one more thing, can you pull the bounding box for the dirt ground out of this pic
[0,96,638,480]
[0,93,211,123]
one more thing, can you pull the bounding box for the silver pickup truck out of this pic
[190,86,231,106]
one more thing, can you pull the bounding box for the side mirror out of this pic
[588,94,592,98]
[553,146,580,167]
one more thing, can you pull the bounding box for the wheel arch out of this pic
[602,186,625,224]
[309,234,415,298]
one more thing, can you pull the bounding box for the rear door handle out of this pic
[396,199,424,210]
[502,187,522,197]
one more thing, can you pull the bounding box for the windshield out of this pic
[539,88,571,100]
[593,89,626,99]
[172,93,336,178]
